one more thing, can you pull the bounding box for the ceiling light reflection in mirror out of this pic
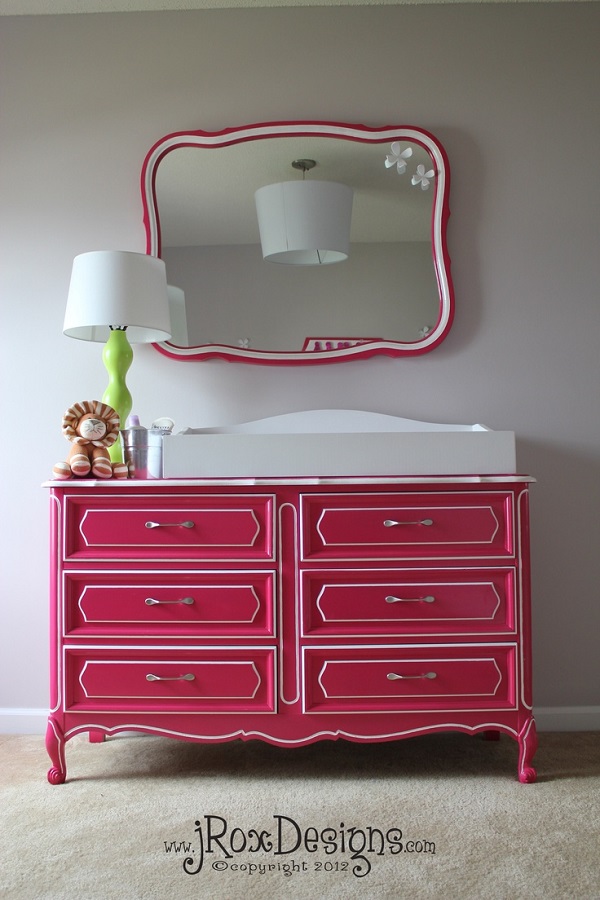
[142,122,453,364]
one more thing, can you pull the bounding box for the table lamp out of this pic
[63,250,171,463]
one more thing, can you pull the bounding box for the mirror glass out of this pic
[142,122,453,364]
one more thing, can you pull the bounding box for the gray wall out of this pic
[1,4,599,727]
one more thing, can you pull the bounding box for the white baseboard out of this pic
[1,707,599,736]
[534,706,600,732]
[0,709,49,734]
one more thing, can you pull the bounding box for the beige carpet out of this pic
[1,731,599,899]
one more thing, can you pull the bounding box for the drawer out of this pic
[63,493,274,561]
[302,568,515,637]
[64,647,276,712]
[303,645,516,712]
[301,491,513,561]
[64,571,275,638]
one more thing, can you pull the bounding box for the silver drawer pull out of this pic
[385,595,435,604]
[387,671,437,681]
[383,518,433,528]
[146,673,195,682]
[145,520,195,529]
[145,597,195,606]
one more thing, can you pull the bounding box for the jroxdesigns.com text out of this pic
[171,814,435,878]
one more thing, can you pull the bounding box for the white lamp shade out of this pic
[63,250,172,343]
[167,284,188,346]
[254,180,353,265]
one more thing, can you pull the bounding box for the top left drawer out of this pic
[62,493,274,562]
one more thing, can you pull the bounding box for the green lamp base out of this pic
[102,329,133,465]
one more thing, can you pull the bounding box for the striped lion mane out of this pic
[62,400,120,448]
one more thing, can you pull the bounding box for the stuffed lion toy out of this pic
[53,400,128,480]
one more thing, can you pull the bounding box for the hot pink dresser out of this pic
[45,476,537,783]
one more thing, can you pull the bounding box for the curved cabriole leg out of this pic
[517,716,538,784]
[46,717,66,785]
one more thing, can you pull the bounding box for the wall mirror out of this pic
[142,121,453,364]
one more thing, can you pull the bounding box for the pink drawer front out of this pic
[65,648,276,712]
[301,492,514,561]
[64,571,275,638]
[63,494,274,561]
[302,568,515,637]
[303,645,516,712]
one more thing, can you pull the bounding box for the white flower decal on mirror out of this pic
[384,142,413,173]
[385,144,435,190]
[412,163,435,191]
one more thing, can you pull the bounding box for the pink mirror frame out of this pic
[142,121,454,365]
